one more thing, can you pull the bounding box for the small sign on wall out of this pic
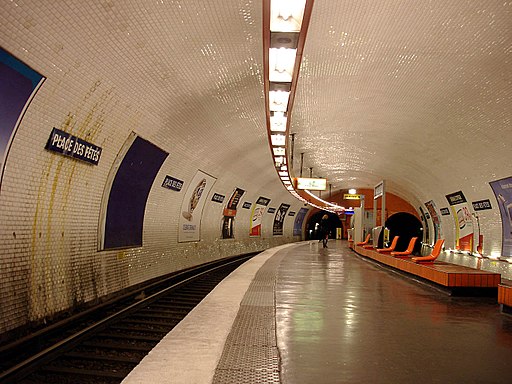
[45,127,102,165]
[162,175,184,191]
[440,207,450,216]
[212,193,225,203]
[472,199,492,211]
[446,191,467,205]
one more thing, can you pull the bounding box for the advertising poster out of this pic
[293,207,309,236]
[425,200,441,241]
[445,191,474,252]
[272,203,290,236]
[490,176,512,257]
[221,187,245,239]
[178,170,216,242]
[1,48,44,186]
[250,196,270,237]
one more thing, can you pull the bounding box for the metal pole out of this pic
[290,133,296,170]
[300,153,304,177]
[381,180,386,229]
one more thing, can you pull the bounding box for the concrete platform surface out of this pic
[123,240,512,383]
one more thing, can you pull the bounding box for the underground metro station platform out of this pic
[122,241,512,384]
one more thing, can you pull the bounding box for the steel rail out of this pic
[0,254,253,383]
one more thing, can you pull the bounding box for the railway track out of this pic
[0,254,254,383]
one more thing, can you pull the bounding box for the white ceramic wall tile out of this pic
[0,0,510,336]
[0,0,301,334]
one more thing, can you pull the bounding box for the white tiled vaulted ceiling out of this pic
[291,0,511,205]
[1,0,511,213]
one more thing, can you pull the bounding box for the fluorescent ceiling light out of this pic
[279,171,288,177]
[272,147,286,156]
[271,134,286,146]
[269,90,289,112]
[273,147,286,156]
[270,112,287,132]
[274,156,284,165]
[270,0,306,32]
[269,48,296,82]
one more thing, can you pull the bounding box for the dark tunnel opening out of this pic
[384,212,423,254]
[305,211,343,240]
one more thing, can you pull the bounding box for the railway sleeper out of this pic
[42,365,129,379]
[64,351,141,364]
[82,339,156,351]
[97,332,163,342]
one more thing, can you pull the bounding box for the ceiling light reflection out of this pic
[273,147,286,156]
[269,90,290,111]
[271,134,286,146]
[269,48,296,82]
[270,111,287,132]
[270,0,306,32]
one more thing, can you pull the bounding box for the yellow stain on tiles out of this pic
[28,80,124,320]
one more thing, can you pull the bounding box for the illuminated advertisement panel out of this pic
[178,170,217,242]
[425,200,442,241]
[445,191,473,252]
[221,187,245,239]
[293,207,309,236]
[295,177,327,191]
[0,48,44,187]
[273,203,290,236]
[490,176,512,257]
[250,196,270,237]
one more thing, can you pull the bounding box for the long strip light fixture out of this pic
[263,0,345,213]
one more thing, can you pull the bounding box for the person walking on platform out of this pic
[320,214,329,248]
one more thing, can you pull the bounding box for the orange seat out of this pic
[376,236,399,253]
[356,233,371,246]
[411,239,444,263]
[390,237,417,258]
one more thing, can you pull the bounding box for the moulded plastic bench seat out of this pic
[411,239,445,263]
[356,234,371,246]
[390,237,417,258]
[376,236,399,254]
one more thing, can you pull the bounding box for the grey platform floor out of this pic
[124,241,512,384]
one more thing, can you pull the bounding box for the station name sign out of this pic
[211,193,225,203]
[472,199,492,211]
[256,196,271,206]
[446,191,467,206]
[45,127,102,165]
[440,207,450,216]
[162,175,184,191]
